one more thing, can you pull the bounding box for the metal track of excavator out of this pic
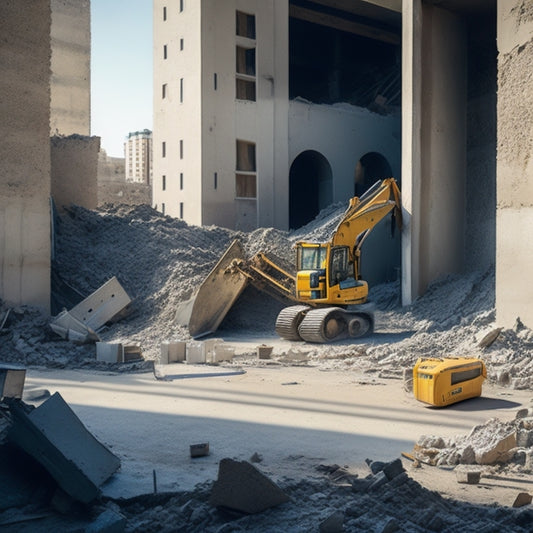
[297,307,373,343]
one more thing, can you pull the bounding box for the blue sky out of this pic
[91,0,153,158]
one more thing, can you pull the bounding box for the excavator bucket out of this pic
[187,239,249,338]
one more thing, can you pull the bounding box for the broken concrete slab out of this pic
[319,510,345,533]
[69,276,131,332]
[0,364,26,400]
[209,458,289,514]
[49,310,100,343]
[8,392,120,504]
[190,442,209,458]
[50,277,131,343]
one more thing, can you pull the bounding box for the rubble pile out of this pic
[0,202,533,391]
[414,411,533,470]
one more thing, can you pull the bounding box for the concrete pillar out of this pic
[495,1,533,328]
[402,2,467,304]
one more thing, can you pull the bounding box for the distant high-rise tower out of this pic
[125,129,153,184]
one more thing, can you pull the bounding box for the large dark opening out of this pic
[289,150,332,229]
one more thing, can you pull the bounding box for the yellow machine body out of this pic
[413,357,486,407]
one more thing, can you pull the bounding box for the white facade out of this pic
[153,0,289,227]
[125,129,153,184]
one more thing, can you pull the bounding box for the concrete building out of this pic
[125,129,153,185]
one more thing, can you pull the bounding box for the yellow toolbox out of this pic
[413,357,486,407]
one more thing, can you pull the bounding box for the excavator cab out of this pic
[295,242,368,306]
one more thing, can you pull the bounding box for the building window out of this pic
[180,78,183,103]
[180,140,183,159]
[214,73,217,90]
[236,79,256,101]
[163,6,167,20]
[180,202,184,218]
[180,172,183,190]
[214,172,218,189]
[236,11,255,39]
[179,0,184,12]
[162,83,167,98]
[236,46,255,76]
[236,140,256,198]
[163,44,167,59]
[180,38,184,51]
[162,141,166,157]
[162,203,166,215]
[162,175,166,190]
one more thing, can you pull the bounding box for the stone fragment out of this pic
[512,492,532,508]
[475,431,517,464]
[456,470,481,484]
[209,458,289,514]
[383,458,404,480]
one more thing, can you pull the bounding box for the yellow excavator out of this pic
[186,177,401,343]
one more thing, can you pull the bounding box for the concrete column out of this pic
[401,0,422,305]
[495,1,533,328]
[402,2,467,304]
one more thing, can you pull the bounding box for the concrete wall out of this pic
[0,0,52,312]
[289,99,401,286]
[496,0,533,328]
[50,0,90,136]
[51,136,100,212]
[402,1,467,303]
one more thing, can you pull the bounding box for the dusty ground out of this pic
[1,202,533,531]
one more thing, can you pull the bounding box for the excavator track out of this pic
[298,307,372,343]
[275,305,311,341]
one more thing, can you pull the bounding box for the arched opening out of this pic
[354,151,394,197]
[289,150,332,229]
[353,152,400,287]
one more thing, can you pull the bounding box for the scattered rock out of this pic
[512,492,532,508]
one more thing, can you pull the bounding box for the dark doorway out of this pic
[289,150,332,229]
[354,151,393,197]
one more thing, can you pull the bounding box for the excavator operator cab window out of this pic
[329,246,351,286]
[297,245,327,271]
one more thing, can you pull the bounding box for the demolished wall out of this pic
[50,0,91,136]
[0,0,52,312]
[496,0,533,328]
[51,135,100,212]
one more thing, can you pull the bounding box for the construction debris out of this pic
[0,364,25,400]
[50,276,131,344]
[189,442,209,458]
[209,458,290,514]
[8,392,120,504]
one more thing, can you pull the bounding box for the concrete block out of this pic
[122,345,142,363]
[186,342,206,364]
[69,276,131,331]
[211,344,235,363]
[0,364,26,399]
[209,458,289,514]
[85,509,127,533]
[190,442,209,458]
[456,470,481,484]
[160,341,186,364]
[8,392,120,503]
[96,343,122,363]
[257,345,273,359]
